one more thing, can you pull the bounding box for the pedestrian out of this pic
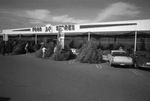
[42,46,47,58]
[25,43,29,53]
[54,46,57,53]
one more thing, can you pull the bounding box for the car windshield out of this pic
[112,52,128,56]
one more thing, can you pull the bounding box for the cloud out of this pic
[23,2,140,24]
[0,9,88,25]
[22,9,89,24]
[52,15,89,23]
[95,2,140,22]
[25,9,51,20]
[0,2,141,29]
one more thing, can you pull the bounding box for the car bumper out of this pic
[111,62,133,66]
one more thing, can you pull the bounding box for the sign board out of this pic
[58,26,65,49]
[56,24,75,31]
[32,24,53,33]
[3,34,8,41]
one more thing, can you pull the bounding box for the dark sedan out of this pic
[133,51,150,68]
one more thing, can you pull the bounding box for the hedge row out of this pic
[0,39,138,64]
[0,40,40,55]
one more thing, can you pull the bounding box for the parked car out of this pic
[108,50,133,66]
[132,51,150,68]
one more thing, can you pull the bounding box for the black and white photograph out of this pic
[0,0,150,101]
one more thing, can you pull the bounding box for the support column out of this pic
[88,32,90,42]
[19,34,21,40]
[134,31,137,54]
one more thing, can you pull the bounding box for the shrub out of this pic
[5,41,14,54]
[113,43,122,50]
[102,44,109,50]
[65,39,71,48]
[108,44,114,50]
[140,38,146,51]
[33,44,41,51]
[35,48,43,58]
[69,39,83,49]
[76,41,103,64]
[148,47,150,52]
[35,41,55,59]
[52,44,75,61]
[27,42,35,53]
[0,40,17,54]
[45,41,55,58]
[0,41,4,54]
[12,41,26,55]
[102,50,111,55]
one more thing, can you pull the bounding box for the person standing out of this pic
[42,46,47,58]
[25,43,29,53]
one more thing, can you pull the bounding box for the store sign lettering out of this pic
[45,26,52,32]
[32,27,42,32]
[56,25,75,31]
[32,26,52,32]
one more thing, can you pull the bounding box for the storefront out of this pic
[1,19,150,51]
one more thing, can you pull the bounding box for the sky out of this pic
[0,0,150,30]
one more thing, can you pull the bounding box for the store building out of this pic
[1,19,150,51]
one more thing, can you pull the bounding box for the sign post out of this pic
[3,34,8,41]
[88,32,91,42]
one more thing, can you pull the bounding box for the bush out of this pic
[0,41,4,54]
[102,44,109,50]
[35,48,43,58]
[35,41,55,58]
[13,41,26,55]
[45,41,55,58]
[102,50,111,55]
[0,40,17,54]
[5,41,14,54]
[69,39,83,49]
[52,44,75,61]
[27,42,35,53]
[76,41,103,64]
[108,44,114,50]
[140,38,146,51]
[113,43,121,50]
[33,44,41,51]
